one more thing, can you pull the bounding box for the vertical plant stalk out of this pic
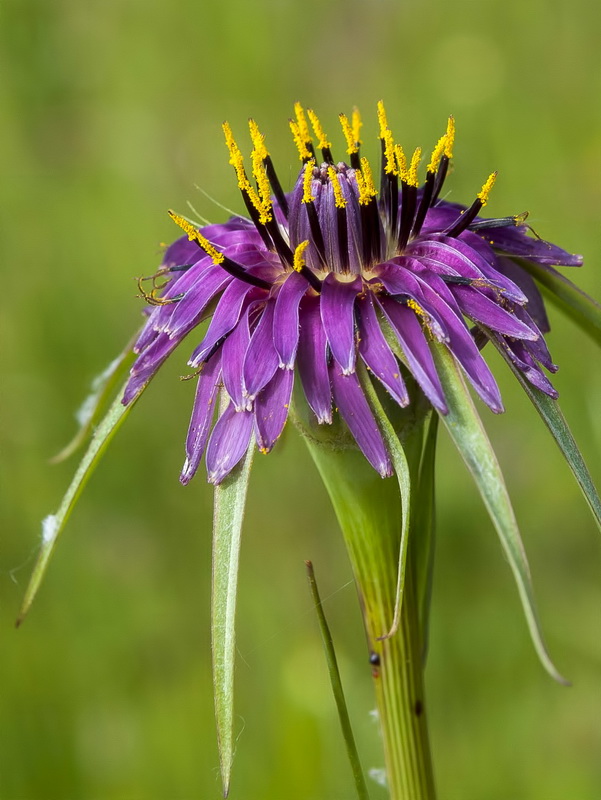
[302,435,436,800]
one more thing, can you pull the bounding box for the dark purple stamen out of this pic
[398,182,417,252]
[264,155,289,218]
[412,171,436,237]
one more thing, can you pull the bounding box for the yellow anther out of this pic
[382,127,397,175]
[307,109,331,149]
[339,113,359,155]
[408,147,422,188]
[294,102,312,147]
[407,298,426,317]
[478,171,498,205]
[168,211,224,265]
[444,116,455,159]
[292,240,310,273]
[222,123,271,224]
[251,148,272,210]
[352,107,362,146]
[327,166,347,208]
[248,118,268,160]
[427,134,447,174]
[302,159,315,204]
[356,157,377,205]
[394,144,408,182]
[289,119,312,161]
[222,121,251,192]
[377,100,389,140]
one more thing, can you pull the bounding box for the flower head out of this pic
[123,102,582,484]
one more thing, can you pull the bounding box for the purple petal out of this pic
[273,271,308,368]
[243,299,279,400]
[357,293,409,406]
[408,236,528,304]
[297,296,332,423]
[478,225,583,266]
[189,280,253,367]
[379,297,448,413]
[409,274,504,412]
[206,403,254,485]
[180,351,222,485]
[375,262,449,341]
[161,236,205,270]
[255,368,294,453]
[451,284,538,339]
[320,273,360,374]
[161,266,232,339]
[330,362,392,477]
[128,331,178,379]
[122,364,156,405]
[495,256,550,333]
[512,305,558,372]
[497,336,558,397]
[221,309,251,411]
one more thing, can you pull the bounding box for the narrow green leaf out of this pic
[357,365,412,640]
[51,339,138,463]
[413,413,438,652]
[305,561,370,800]
[516,259,601,346]
[431,342,569,684]
[17,383,143,625]
[212,436,255,798]
[491,337,601,532]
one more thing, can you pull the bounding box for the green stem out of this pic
[304,441,436,800]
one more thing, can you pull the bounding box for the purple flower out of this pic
[124,102,583,485]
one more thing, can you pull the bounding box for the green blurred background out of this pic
[1,0,600,797]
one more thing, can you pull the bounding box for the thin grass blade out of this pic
[51,340,138,463]
[516,259,601,346]
[305,561,370,800]
[431,342,569,684]
[17,383,144,625]
[491,336,601,532]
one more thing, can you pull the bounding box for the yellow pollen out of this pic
[408,147,422,188]
[302,159,315,204]
[478,171,498,205]
[168,211,224,265]
[352,107,362,146]
[251,147,272,211]
[292,240,310,273]
[222,122,271,225]
[339,113,359,155]
[307,109,331,150]
[356,157,377,204]
[407,298,426,317]
[427,134,447,174]
[383,127,397,175]
[377,100,389,140]
[394,144,408,182]
[248,118,268,160]
[289,119,312,161]
[444,116,455,159]
[327,166,347,208]
[222,122,248,190]
[294,102,312,147]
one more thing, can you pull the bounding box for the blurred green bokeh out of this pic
[2,0,600,797]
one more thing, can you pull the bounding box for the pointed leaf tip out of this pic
[431,342,569,684]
